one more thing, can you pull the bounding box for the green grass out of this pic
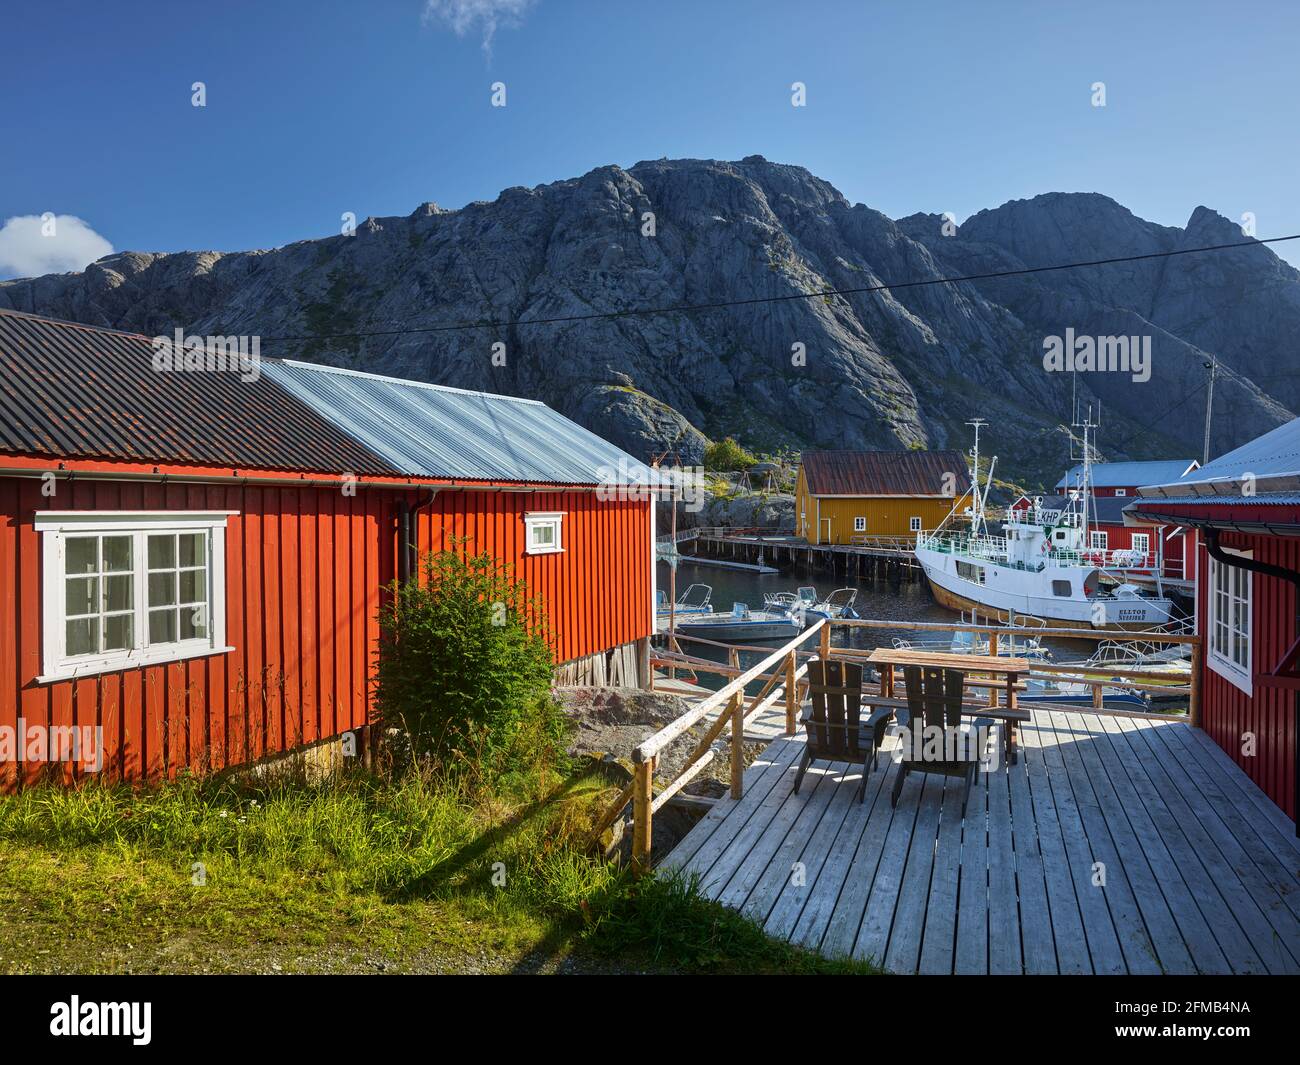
[0,765,877,975]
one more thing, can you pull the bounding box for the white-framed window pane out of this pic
[39,512,230,681]
[66,617,98,656]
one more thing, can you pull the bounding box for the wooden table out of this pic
[865,648,1031,763]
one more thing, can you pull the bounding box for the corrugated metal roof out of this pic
[801,449,970,498]
[1165,417,1300,486]
[261,360,665,486]
[0,309,394,475]
[1056,459,1198,490]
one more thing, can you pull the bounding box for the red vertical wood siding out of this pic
[0,477,652,789]
[1197,531,1297,821]
[414,489,652,666]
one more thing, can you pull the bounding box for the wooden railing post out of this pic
[1189,639,1203,729]
[819,621,831,663]
[729,691,745,798]
[632,756,655,875]
[784,651,798,735]
[987,631,1000,707]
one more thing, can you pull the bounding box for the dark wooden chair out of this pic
[793,659,895,803]
[891,665,990,813]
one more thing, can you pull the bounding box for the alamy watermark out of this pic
[0,720,103,772]
[151,328,262,382]
[1042,328,1151,383]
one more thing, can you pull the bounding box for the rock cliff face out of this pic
[3,158,1294,487]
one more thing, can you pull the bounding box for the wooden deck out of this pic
[662,708,1300,974]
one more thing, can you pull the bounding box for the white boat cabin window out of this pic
[35,511,232,683]
[1089,530,1108,550]
[525,512,565,555]
[853,516,866,532]
[956,560,985,585]
[1207,551,1252,695]
[909,516,922,532]
[1052,580,1072,597]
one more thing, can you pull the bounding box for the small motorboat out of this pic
[674,601,803,642]
[1018,675,1150,710]
[805,587,860,622]
[763,585,818,616]
[656,583,712,618]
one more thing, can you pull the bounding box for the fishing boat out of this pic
[656,583,712,618]
[914,418,1178,631]
[673,601,804,641]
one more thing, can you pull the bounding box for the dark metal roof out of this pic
[1025,492,1130,525]
[801,449,971,498]
[0,309,395,475]
[1126,493,1300,536]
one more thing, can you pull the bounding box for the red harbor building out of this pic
[0,310,660,789]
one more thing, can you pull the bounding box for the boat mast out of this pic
[1072,406,1099,555]
[966,418,987,536]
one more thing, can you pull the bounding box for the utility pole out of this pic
[1202,357,1217,465]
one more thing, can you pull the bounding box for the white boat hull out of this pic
[915,545,1174,630]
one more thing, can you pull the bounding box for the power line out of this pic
[262,232,1300,344]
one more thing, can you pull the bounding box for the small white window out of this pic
[1089,530,1108,550]
[525,512,564,555]
[853,516,866,532]
[1113,488,1127,497]
[36,511,232,683]
[909,516,922,532]
[1206,552,1252,695]
[1131,532,1150,559]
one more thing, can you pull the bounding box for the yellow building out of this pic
[794,449,973,545]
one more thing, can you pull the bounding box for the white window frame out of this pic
[1113,488,1127,497]
[1205,550,1252,696]
[524,511,564,555]
[35,511,234,683]
[1089,530,1108,551]
[1130,532,1150,560]
[853,516,866,532]
[909,516,922,532]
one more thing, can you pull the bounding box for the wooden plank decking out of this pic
[661,708,1300,974]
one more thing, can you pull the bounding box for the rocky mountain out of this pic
[3,157,1296,488]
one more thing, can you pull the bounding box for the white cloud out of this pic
[423,0,535,57]
[0,214,113,279]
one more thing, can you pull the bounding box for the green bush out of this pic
[373,549,561,773]
[703,437,757,471]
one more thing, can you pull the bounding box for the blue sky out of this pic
[2,0,1298,277]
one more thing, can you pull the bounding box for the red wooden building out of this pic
[0,310,660,789]
[1010,458,1200,582]
[1129,423,1300,827]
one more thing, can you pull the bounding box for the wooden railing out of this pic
[601,616,1203,874]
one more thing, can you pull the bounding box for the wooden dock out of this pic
[662,707,1300,974]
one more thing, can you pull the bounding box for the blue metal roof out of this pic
[1057,459,1198,490]
[1130,492,1300,507]
[1166,417,1300,486]
[261,360,665,487]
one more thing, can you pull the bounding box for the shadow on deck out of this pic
[661,708,1300,974]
